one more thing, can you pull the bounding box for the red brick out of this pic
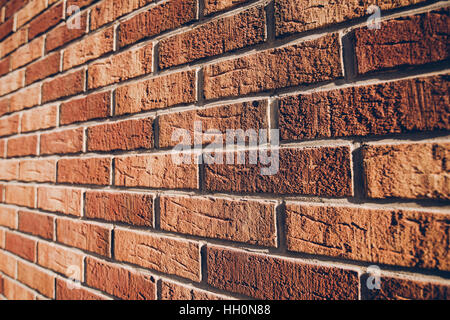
[364,275,450,300]
[203,34,342,100]
[274,0,428,36]
[7,135,37,157]
[10,36,44,70]
[42,69,85,103]
[90,0,153,31]
[0,57,9,77]
[19,159,56,182]
[9,85,40,112]
[56,218,111,256]
[63,26,114,70]
[0,207,17,229]
[5,231,36,261]
[88,44,153,89]
[204,146,352,196]
[0,250,16,277]
[85,191,153,227]
[40,128,84,155]
[57,157,111,185]
[0,17,13,41]
[16,0,47,28]
[0,140,5,158]
[158,100,268,148]
[161,280,226,300]
[85,257,156,300]
[4,0,29,20]
[25,52,60,85]
[45,12,87,52]
[363,142,449,199]
[37,241,83,280]
[0,159,19,180]
[37,186,82,216]
[0,69,24,96]
[2,277,35,300]
[114,154,198,189]
[21,105,58,133]
[66,0,97,11]
[114,228,201,281]
[0,114,19,137]
[115,70,196,115]
[28,2,64,40]
[5,185,35,208]
[160,195,277,246]
[17,261,54,298]
[0,229,4,248]
[18,210,54,240]
[286,203,450,271]
[159,6,265,69]
[60,91,110,125]
[87,118,153,152]
[56,278,107,300]
[0,28,27,58]
[207,246,359,299]
[204,0,249,15]
[354,8,450,74]
[118,0,197,48]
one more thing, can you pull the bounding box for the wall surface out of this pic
[0,0,449,300]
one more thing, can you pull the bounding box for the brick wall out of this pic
[0,0,449,300]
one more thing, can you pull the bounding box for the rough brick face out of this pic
[25,52,60,85]
[45,12,87,52]
[42,70,85,103]
[7,135,37,157]
[204,0,249,15]
[19,159,56,182]
[17,261,54,298]
[5,185,35,208]
[60,91,111,125]
[40,128,84,155]
[56,278,106,300]
[18,210,54,240]
[28,2,63,40]
[37,242,83,280]
[161,280,226,300]
[57,158,111,186]
[5,231,36,261]
[37,186,82,216]
[20,105,57,133]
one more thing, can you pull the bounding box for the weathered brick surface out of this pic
[60,91,111,125]
[0,115,19,137]
[7,135,37,157]
[207,246,359,299]
[57,158,111,186]
[9,85,40,112]
[2,277,35,300]
[0,159,19,180]
[25,52,60,85]
[5,185,35,208]
[37,186,82,216]
[363,142,450,199]
[0,69,24,96]
[28,2,63,40]
[204,0,249,15]
[37,241,83,280]
[56,278,107,300]
[10,36,43,70]
[0,28,27,58]
[5,231,36,261]
[19,159,56,182]
[0,250,16,277]
[42,70,85,103]
[45,12,87,52]
[40,128,84,155]
[17,261,54,298]
[161,280,226,300]
[0,207,16,229]
[21,105,57,133]
[18,210,54,240]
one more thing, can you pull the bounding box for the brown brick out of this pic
[66,0,96,11]
[63,26,114,70]
[114,153,198,189]
[0,18,13,41]
[363,142,449,199]
[25,52,60,85]
[158,100,268,148]
[10,36,44,70]
[204,146,352,196]
[57,158,111,185]
[0,250,16,277]
[56,278,107,300]
[0,229,4,248]
[85,257,156,300]
[115,70,196,115]
[16,0,47,28]
[18,210,54,240]
[0,140,5,158]
[274,0,428,36]
[42,69,85,103]
[159,6,265,69]
[60,91,111,125]
[0,69,24,96]
[17,261,54,298]
[28,2,63,40]
[40,128,84,155]
[9,85,40,112]
[56,218,111,256]
[0,207,16,229]
[0,57,10,77]
[286,203,450,271]
[354,8,450,74]
[90,0,153,31]
[161,280,226,300]
[7,135,37,157]
[118,0,197,48]
[3,277,35,300]
[85,191,153,227]
[19,159,56,182]
[5,185,35,208]
[5,231,36,261]
[87,118,154,152]
[207,246,359,299]
[160,195,277,246]
[204,0,249,15]
[363,275,450,300]
[21,105,57,133]
[0,28,27,58]
[0,159,19,180]
[115,228,201,281]
[88,44,153,89]
[37,241,83,280]
[203,34,342,100]
[0,114,19,137]
[45,12,87,52]
[4,0,28,20]
[37,186,82,216]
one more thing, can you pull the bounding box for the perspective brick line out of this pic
[0,0,449,301]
